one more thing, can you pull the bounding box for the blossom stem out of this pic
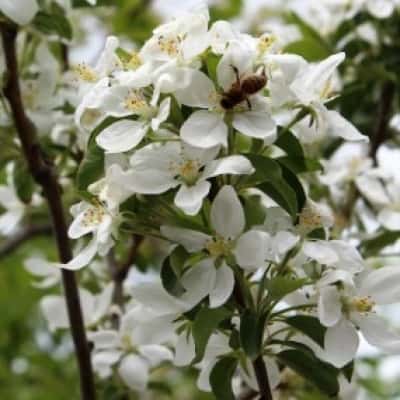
[1,23,96,400]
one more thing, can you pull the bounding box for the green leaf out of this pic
[360,230,400,256]
[72,0,113,6]
[277,350,339,396]
[275,129,304,158]
[267,276,307,302]
[342,361,355,383]
[160,257,186,297]
[279,163,307,213]
[210,356,238,400]
[192,306,232,363]
[243,194,267,229]
[76,118,116,192]
[33,4,73,40]
[240,310,264,360]
[242,154,299,219]
[285,315,327,348]
[205,52,222,85]
[13,160,35,204]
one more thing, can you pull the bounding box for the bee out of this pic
[220,65,267,110]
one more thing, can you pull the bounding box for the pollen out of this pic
[124,90,149,113]
[157,34,181,57]
[126,52,142,70]
[351,296,375,313]
[178,159,201,185]
[73,63,98,82]
[206,237,231,258]
[257,34,276,54]
[82,205,106,227]
[298,206,323,230]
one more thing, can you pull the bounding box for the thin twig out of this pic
[369,81,396,164]
[0,224,52,258]
[1,23,96,400]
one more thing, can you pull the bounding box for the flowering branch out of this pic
[0,224,52,258]
[0,23,96,400]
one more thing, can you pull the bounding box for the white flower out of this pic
[176,42,277,148]
[0,184,25,236]
[161,185,274,271]
[0,0,39,25]
[40,283,114,331]
[317,266,400,367]
[89,310,173,391]
[120,142,253,215]
[56,200,115,270]
[95,96,171,153]
[24,255,61,288]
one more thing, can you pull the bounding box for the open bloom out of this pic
[41,283,113,331]
[121,142,253,215]
[0,183,25,236]
[161,185,274,270]
[175,41,277,148]
[317,266,400,367]
[0,0,38,25]
[89,310,173,391]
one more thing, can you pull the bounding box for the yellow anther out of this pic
[257,34,277,54]
[351,296,375,313]
[178,159,200,185]
[157,35,181,57]
[73,63,98,82]
[206,237,231,258]
[82,205,106,227]
[126,52,142,70]
[124,90,149,114]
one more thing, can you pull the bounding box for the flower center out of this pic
[73,63,98,82]
[126,52,142,70]
[206,237,231,258]
[121,334,133,350]
[351,296,375,313]
[157,34,182,57]
[82,205,106,227]
[124,90,151,115]
[178,159,201,185]
[257,34,276,55]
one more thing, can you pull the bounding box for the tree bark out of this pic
[1,23,96,400]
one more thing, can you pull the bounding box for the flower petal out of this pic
[139,344,173,367]
[232,111,277,141]
[201,155,254,180]
[174,181,211,216]
[378,208,400,231]
[96,120,147,153]
[318,286,342,327]
[160,225,211,252]
[325,110,368,142]
[209,263,235,308]
[40,295,69,331]
[234,230,270,270]
[55,237,98,271]
[181,110,228,148]
[0,0,38,25]
[174,332,196,366]
[324,319,359,368]
[211,185,245,239]
[118,354,149,392]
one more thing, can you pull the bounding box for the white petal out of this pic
[122,169,177,194]
[181,111,228,148]
[174,70,216,108]
[302,241,339,266]
[360,266,400,305]
[0,210,24,235]
[378,208,400,231]
[160,225,211,252]
[118,354,149,392]
[139,344,173,367]
[234,230,270,270]
[201,155,254,180]
[55,238,98,271]
[367,0,394,18]
[88,330,119,350]
[0,0,38,25]
[174,332,195,366]
[232,111,277,140]
[96,120,147,153]
[325,110,368,142]
[151,97,171,131]
[211,185,245,239]
[68,209,95,239]
[356,314,400,352]
[209,263,235,308]
[174,181,211,216]
[40,295,69,331]
[92,350,122,378]
[318,286,342,327]
[324,319,359,368]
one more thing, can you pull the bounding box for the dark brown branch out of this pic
[369,81,396,164]
[108,235,143,306]
[0,224,52,258]
[1,24,96,400]
[233,281,273,400]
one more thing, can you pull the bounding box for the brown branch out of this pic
[369,81,396,164]
[1,23,96,400]
[0,224,52,258]
[108,235,143,306]
[233,281,273,400]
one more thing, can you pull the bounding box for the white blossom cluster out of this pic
[2,2,399,398]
